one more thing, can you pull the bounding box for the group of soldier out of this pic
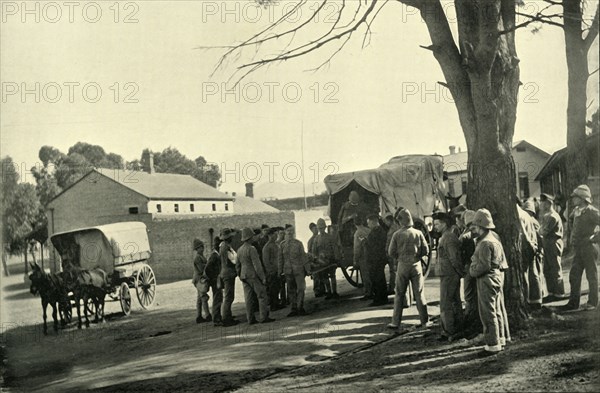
[190,183,599,356]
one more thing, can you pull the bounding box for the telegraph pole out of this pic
[301,120,308,210]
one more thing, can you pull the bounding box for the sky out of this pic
[1,0,598,198]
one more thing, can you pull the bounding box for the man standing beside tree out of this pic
[469,209,510,356]
[538,194,566,301]
[561,185,600,311]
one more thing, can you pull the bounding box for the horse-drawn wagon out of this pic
[50,222,156,318]
[323,154,447,287]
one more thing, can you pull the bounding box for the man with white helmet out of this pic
[469,209,510,355]
[561,185,600,311]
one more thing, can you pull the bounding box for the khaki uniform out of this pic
[437,229,464,337]
[236,242,269,323]
[518,206,543,305]
[470,231,510,351]
[539,209,565,296]
[262,240,281,308]
[192,253,210,319]
[312,232,339,295]
[386,222,400,291]
[567,205,600,308]
[388,226,429,326]
[279,238,309,311]
[219,242,237,322]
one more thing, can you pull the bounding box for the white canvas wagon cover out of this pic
[50,222,151,271]
[324,154,447,220]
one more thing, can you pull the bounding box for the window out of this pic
[518,172,530,199]
[212,203,216,211]
[174,203,179,213]
[190,203,195,212]
[448,179,455,196]
[128,207,139,214]
[461,177,468,194]
[156,204,162,213]
[224,203,229,211]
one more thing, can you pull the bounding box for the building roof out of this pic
[49,168,233,206]
[233,195,279,214]
[443,140,549,174]
[535,132,599,181]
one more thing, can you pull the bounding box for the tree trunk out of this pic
[418,0,530,328]
[563,0,591,198]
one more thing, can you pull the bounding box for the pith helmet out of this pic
[571,184,593,204]
[221,228,235,240]
[241,227,254,242]
[463,210,476,226]
[472,208,495,229]
[192,238,204,250]
[522,200,536,215]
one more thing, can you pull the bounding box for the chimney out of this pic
[449,145,456,155]
[245,182,254,198]
[148,152,155,174]
[232,192,237,197]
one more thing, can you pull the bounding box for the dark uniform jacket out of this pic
[365,225,388,265]
[569,205,600,247]
[437,229,464,276]
[219,242,237,280]
[262,240,280,275]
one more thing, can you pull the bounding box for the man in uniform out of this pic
[219,228,239,327]
[383,213,399,294]
[236,227,275,324]
[469,209,510,355]
[279,225,310,316]
[312,218,340,299]
[205,237,224,326]
[192,239,211,323]
[538,193,566,301]
[519,200,544,310]
[433,212,464,341]
[307,223,325,297]
[365,214,389,306]
[561,185,600,311]
[387,209,430,333]
[262,228,282,310]
[459,210,481,338]
[353,218,372,300]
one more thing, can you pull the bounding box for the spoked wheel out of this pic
[59,299,72,324]
[119,282,132,316]
[84,297,96,317]
[342,265,363,288]
[135,265,156,309]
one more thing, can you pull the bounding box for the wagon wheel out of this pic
[119,282,132,316]
[84,296,96,317]
[59,298,72,324]
[135,265,156,309]
[342,265,363,288]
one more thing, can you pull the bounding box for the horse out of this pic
[62,265,110,329]
[28,263,71,335]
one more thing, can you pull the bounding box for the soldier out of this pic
[365,214,389,306]
[538,193,566,301]
[353,218,372,300]
[262,228,282,310]
[469,209,510,355]
[387,209,430,333]
[219,228,239,327]
[279,225,310,316]
[519,200,544,310]
[307,223,325,297]
[192,239,211,323]
[561,185,600,311]
[206,237,224,326]
[236,227,275,324]
[383,213,399,294]
[313,218,340,299]
[275,226,288,307]
[459,210,482,338]
[433,212,464,341]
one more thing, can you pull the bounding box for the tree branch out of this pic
[583,3,600,51]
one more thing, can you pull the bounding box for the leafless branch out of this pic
[583,3,600,50]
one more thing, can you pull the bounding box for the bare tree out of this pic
[517,0,599,195]
[211,0,530,326]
